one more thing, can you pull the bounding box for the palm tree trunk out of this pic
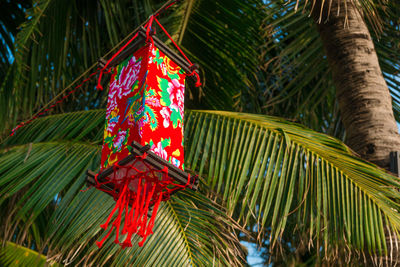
[313,0,400,170]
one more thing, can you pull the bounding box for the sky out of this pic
[242,241,265,266]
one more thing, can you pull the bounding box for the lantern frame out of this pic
[86,141,199,196]
[98,26,198,76]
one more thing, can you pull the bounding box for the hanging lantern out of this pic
[86,23,200,248]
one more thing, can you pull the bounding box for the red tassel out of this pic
[131,178,142,233]
[147,191,163,235]
[136,182,148,235]
[122,190,130,235]
[140,183,156,235]
[113,184,128,244]
[96,224,114,248]
[94,156,191,248]
[97,81,104,91]
[100,191,122,229]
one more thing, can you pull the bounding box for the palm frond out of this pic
[2,0,265,136]
[46,186,245,266]
[0,142,100,233]
[6,108,400,260]
[3,0,155,133]
[0,241,59,267]
[185,110,400,260]
[261,1,338,134]
[1,109,105,147]
[0,110,246,266]
[172,0,264,111]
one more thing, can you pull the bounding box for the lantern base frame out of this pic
[86,141,198,196]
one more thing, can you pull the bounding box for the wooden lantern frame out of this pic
[98,26,198,76]
[87,141,199,195]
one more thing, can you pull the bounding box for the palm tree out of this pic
[262,0,400,167]
[313,0,400,169]
[1,0,400,265]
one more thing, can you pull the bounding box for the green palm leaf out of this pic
[4,109,400,262]
[0,241,60,267]
[0,113,245,266]
[185,110,400,259]
[2,0,263,134]
[1,109,105,147]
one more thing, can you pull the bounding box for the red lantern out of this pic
[87,23,199,248]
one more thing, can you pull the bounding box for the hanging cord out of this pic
[7,0,181,137]
[9,69,100,136]
[96,16,154,91]
[96,0,201,90]
[153,17,201,87]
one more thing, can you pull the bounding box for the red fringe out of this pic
[94,156,191,248]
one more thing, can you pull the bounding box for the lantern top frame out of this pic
[98,26,198,75]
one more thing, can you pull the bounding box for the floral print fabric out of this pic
[101,43,186,170]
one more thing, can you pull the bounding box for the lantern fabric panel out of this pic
[101,43,185,171]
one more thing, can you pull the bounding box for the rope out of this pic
[153,17,202,87]
[10,69,100,136]
[96,16,154,91]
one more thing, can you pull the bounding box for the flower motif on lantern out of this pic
[157,77,184,129]
[171,157,181,168]
[151,138,170,161]
[107,56,142,114]
[160,107,170,128]
[113,130,128,151]
[107,107,120,133]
